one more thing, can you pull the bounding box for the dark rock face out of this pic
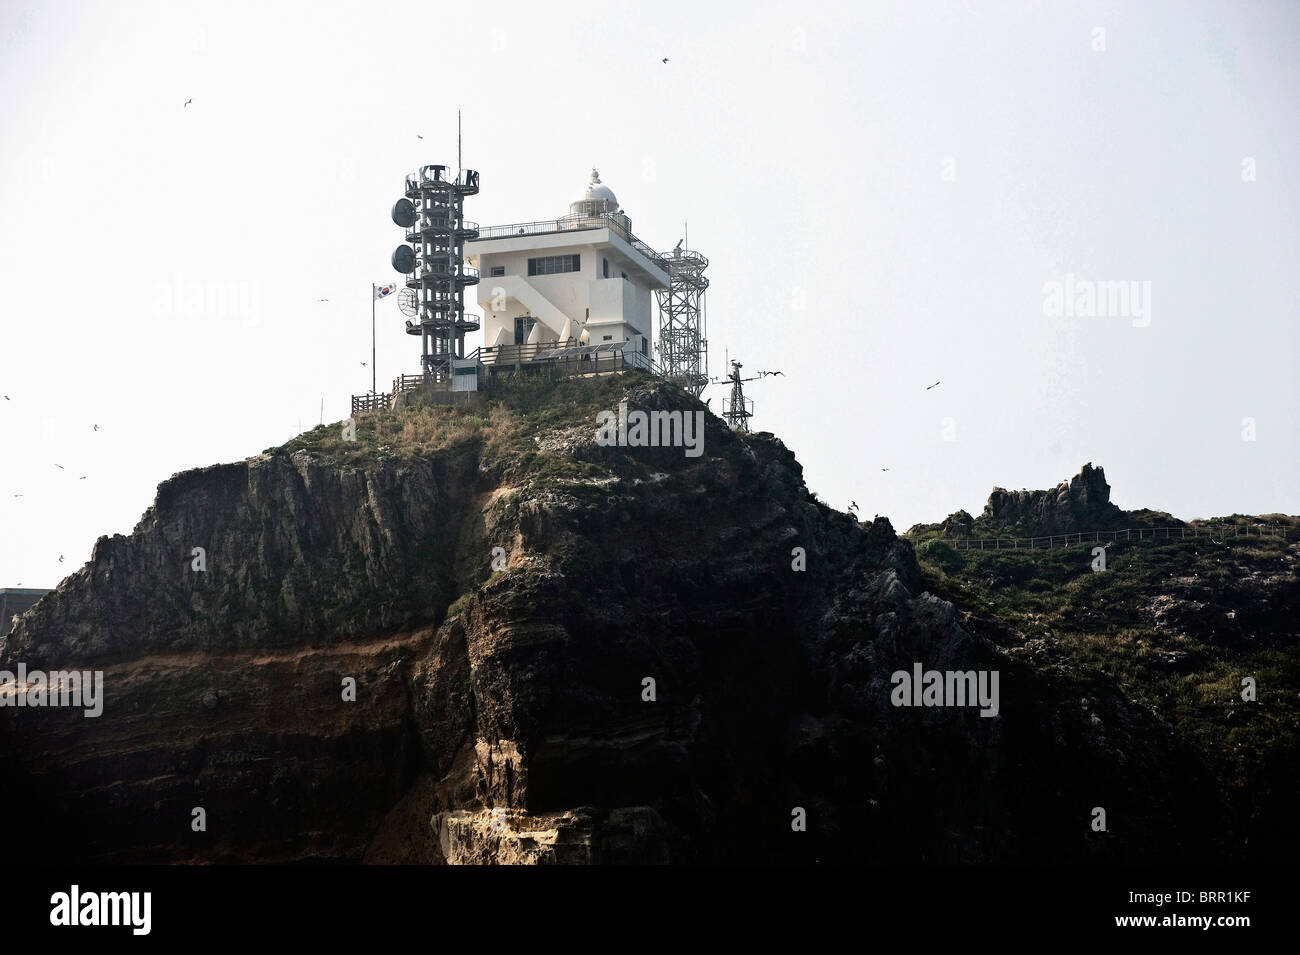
[937,509,974,539]
[980,463,1124,536]
[0,382,1234,863]
[0,445,479,862]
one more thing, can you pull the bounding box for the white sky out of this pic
[2,0,1297,587]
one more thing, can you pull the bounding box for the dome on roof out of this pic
[570,169,619,216]
[582,169,617,205]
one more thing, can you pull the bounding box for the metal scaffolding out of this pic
[655,244,709,397]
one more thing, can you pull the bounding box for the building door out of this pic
[514,316,536,345]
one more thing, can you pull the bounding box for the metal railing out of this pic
[946,524,1291,551]
[480,340,656,377]
[406,219,480,236]
[470,215,669,272]
[351,340,662,415]
[480,340,569,364]
[479,340,656,370]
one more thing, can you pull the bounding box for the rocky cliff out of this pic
[0,375,1242,863]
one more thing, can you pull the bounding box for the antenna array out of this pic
[390,163,481,382]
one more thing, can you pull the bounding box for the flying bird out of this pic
[183,98,192,108]
[849,501,859,511]
[417,134,424,139]
[317,298,329,302]
[360,362,368,367]
[79,476,87,480]
[662,57,669,63]
[93,424,99,431]
[53,464,64,470]
[926,381,941,390]
[12,493,23,497]
[3,395,9,400]
[881,468,890,472]
[58,556,64,563]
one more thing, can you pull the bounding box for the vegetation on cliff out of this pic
[908,483,1300,861]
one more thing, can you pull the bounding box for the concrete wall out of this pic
[469,228,667,354]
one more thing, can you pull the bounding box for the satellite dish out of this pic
[398,288,419,317]
[391,245,416,273]
[391,198,417,228]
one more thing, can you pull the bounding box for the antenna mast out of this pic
[722,360,752,432]
[708,358,783,433]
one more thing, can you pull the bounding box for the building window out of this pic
[527,254,580,276]
[489,266,504,277]
[641,338,648,355]
[603,335,613,342]
[514,316,536,345]
[602,258,609,278]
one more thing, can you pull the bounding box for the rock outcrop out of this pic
[916,463,1129,540]
[0,377,1234,863]
[937,509,974,539]
[981,463,1124,535]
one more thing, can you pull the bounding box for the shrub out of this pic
[917,538,963,573]
[446,593,475,619]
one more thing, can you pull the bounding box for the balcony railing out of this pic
[470,215,669,273]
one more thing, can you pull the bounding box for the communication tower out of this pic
[390,164,481,382]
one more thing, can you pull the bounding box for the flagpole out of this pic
[371,283,377,397]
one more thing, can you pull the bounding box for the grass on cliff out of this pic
[909,524,1300,841]
[268,371,696,486]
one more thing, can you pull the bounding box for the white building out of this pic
[465,170,669,366]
